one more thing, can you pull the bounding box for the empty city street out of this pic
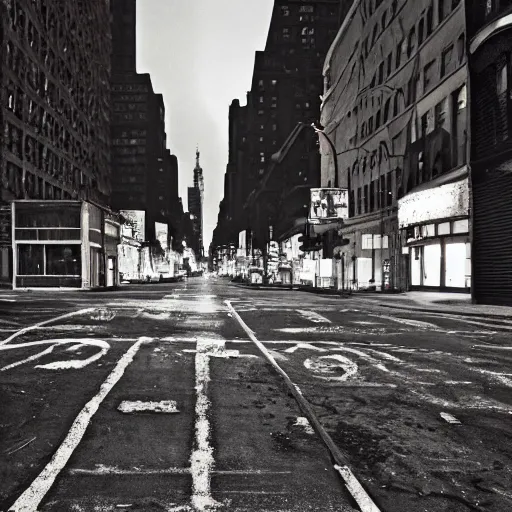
[0,279,511,512]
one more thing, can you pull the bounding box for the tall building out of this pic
[0,0,112,285]
[212,0,345,256]
[187,149,204,258]
[110,0,181,243]
[320,0,469,292]
[467,0,512,305]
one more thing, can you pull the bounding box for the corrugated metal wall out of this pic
[472,168,512,304]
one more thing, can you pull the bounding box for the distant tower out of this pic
[188,148,204,258]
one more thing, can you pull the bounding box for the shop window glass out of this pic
[45,245,81,276]
[18,244,44,275]
[438,222,451,235]
[452,219,469,233]
[423,244,441,286]
[445,242,466,287]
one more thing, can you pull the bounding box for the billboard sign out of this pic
[155,222,168,251]
[309,188,348,224]
[120,210,145,242]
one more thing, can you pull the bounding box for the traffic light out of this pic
[299,234,322,252]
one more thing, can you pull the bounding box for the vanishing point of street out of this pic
[1,277,511,512]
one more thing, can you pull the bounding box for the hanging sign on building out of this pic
[0,205,12,246]
[308,188,348,224]
[120,210,146,242]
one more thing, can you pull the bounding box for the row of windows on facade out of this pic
[351,173,394,217]
[473,51,512,154]
[4,122,101,188]
[361,0,460,65]
[18,244,81,277]
[6,0,109,76]
[350,38,464,146]
[5,74,99,148]
[113,112,148,122]
[5,24,109,125]
[2,162,91,201]
[4,95,101,173]
[348,85,466,199]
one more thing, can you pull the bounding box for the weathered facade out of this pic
[0,0,112,285]
[321,0,469,292]
[468,0,512,304]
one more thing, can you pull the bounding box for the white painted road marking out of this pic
[8,336,153,512]
[225,300,381,512]
[0,308,96,347]
[0,338,110,371]
[304,355,358,382]
[296,310,332,323]
[117,400,179,414]
[190,338,221,511]
[440,412,462,424]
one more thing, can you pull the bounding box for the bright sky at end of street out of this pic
[136,0,275,251]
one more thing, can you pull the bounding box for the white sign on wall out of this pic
[120,210,146,242]
[398,177,469,228]
[155,222,168,251]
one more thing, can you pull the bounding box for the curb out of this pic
[362,301,512,322]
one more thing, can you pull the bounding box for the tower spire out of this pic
[195,145,200,168]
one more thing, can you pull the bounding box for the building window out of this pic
[260,153,265,162]
[396,39,403,68]
[418,18,425,46]
[441,44,454,77]
[424,60,436,92]
[369,181,375,211]
[453,85,468,164]
[426,5,433,35]
[357,187,362,214]
[497,62,508,95]
[281,5,290,16]
[384,98,391,122]
[407,27,416,58]
[18,245,44,275]
[45,245,81,276]
[363,184,369,213]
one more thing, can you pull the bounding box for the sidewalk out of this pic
[229,281,512,319]
[352,291,512,320]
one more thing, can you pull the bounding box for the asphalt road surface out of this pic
[1,278,511,512]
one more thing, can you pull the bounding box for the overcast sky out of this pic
[136,0,274,250]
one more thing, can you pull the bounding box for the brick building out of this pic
[321,0,470,292]
[110,0,182,244]
[467,0,512,304]
[0,0,112,285]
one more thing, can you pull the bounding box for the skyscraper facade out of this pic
[187,149,204,258]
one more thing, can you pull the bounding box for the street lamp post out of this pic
[311,123,339,188]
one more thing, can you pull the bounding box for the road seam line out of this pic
[8,336,153,512]
[225,300,381,512]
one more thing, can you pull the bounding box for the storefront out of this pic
[12,200,119,289]
[398,176,470,292]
